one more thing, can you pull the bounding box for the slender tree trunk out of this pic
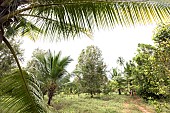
[47,83,56,105]
[90,91,93,98]
[47,94,53,105]
[0,26,4,44]
[118,89,121,95]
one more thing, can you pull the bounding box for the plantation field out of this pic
[47,94,167,113]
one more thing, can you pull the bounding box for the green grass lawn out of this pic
[47,93,159,113]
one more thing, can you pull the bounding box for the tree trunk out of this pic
[47,94,53,105]
[118,89,121,95]
[90,91,93,98]
[130,89,133,96]
[47,83,56,105]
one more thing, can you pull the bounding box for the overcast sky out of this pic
[21,24,156,73]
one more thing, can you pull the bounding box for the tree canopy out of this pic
[75,45,107,97]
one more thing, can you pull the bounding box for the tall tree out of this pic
[76,45,107,97]
[28,50,72,105]
[152,24,170,99]
[133,43,170,99]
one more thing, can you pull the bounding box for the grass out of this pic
[47,93,158,113]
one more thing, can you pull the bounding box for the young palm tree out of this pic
[1,0,170,112]
[33,50,72,105]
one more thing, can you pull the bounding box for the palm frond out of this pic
[5,17,42,40]
[1,0,169,40]
[21,0,170,38]
[34,50,72,79]
[0,69,47,113]
[59,56,73,68]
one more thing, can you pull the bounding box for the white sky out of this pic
[21,24,156,73]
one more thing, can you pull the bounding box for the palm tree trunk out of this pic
[47,83,56,105]
[47,94,53,106]
[118,88,121,95]
[90,91,93,98]
[0,26,4,44]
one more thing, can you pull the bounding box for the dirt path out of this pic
[123,96,153,113]
[123,101,131,113]
[134,97,151,113]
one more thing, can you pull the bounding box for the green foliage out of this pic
[133,43,170,99]
[123,61,136,94]
[110,68,126,95]
[0,37,23,76]
[1,0,170,41]
[1,0,170,112]
[148,97,170,113]
[153,24,170,43]
[0,69,46,113]
[61,75,85,95]
[27,49,72,105]
[49,94,156,113]
[76,45,107,97]
[133,38,170,101]
[117,57,125,67]
[5,17,42,40]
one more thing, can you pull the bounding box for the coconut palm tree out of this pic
[117,56,125,73]
[32,50,72,105]
[1,0,170,112]
[117,57,125,67]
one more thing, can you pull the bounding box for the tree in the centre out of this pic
[76,45,107,97]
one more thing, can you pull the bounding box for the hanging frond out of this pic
[19,0,170,39]
[0,69,47,113]
[5,17,42,40]
[1,0,170,40]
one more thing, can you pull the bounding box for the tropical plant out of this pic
[110,68,125,95]
[123,61,136,95]
[1,0,170,112]
[28,50,72,105]
[26,48,48,97]
[0,69,46,113]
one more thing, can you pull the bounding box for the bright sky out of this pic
[21,24,156,73]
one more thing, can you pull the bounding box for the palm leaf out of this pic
[20,0,170,38]
[0,69,47,113]
[1,0,170,40]
[5,17,42,41]
[151,0,170,4]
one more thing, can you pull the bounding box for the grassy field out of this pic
[47,93,163,113]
